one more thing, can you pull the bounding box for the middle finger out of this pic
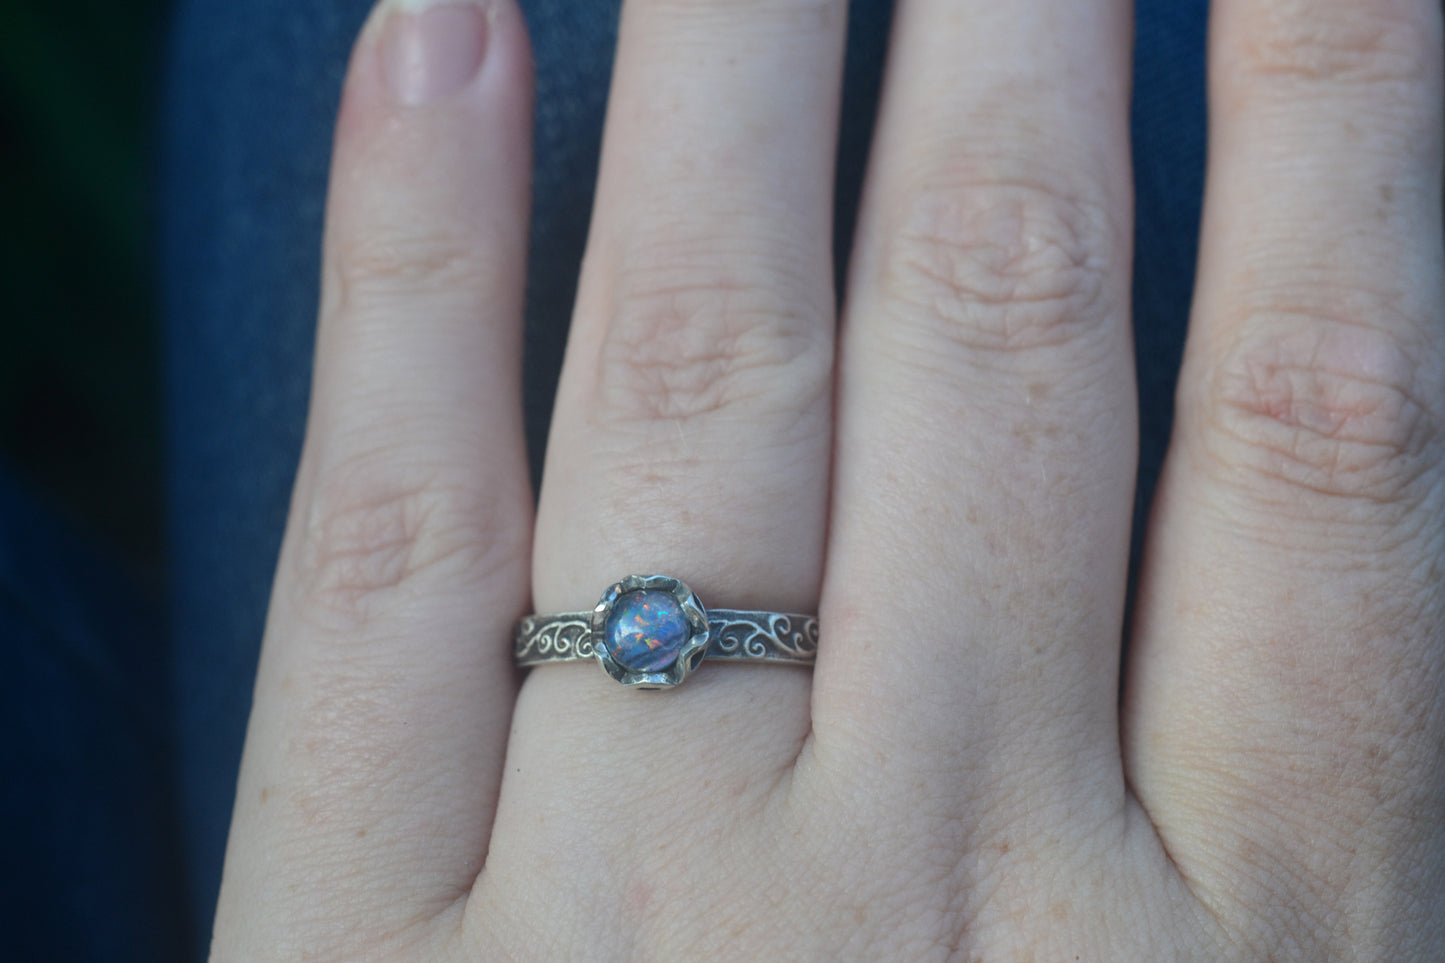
[816,0,1138,881]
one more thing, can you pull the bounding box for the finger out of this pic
[530,0,844,613]
[478,0,846,939]
[522,2,844,721]
[813,0,1137,851]
[212,0,534,952]
[1127,0,1445,952]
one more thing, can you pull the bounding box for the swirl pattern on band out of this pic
[514,610,818,668]
[513,615,596,666]
[706,610,818,662]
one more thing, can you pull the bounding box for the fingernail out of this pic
[380,0,491,106]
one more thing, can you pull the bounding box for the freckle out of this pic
[966,506,980,524]
[1010,421,1037,450]
[854,906,866,924]
[357,827,367,838]
[625,882,651,911]
[1050,901,1068,920]
[259,787,270,804]
[281,674,294,692]
[996,838,1010,854]
[1380,183,1395,203]
[1028,380,1052,402]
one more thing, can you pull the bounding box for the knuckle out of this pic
[1232,1,1434,87]
[1198,312,1440,507]
[638,0,841,18]
[593,267,829,425]
[877,180,1118,364]
[327,229,490,313]
[292,457,526,627]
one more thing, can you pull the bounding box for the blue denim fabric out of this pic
[0,464,189,962]
[155,0,1210,954]
[1131,0,1209,539]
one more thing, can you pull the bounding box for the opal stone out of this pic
[605,590,691,673]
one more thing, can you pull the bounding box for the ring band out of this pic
[514,574,818,689]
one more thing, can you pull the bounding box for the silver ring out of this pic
[513,574,818,689]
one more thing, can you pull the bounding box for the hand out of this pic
[209,0,1445,957]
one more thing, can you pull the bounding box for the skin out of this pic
[210,0,1445,958]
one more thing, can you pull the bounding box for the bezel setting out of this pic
[590,574,710,688]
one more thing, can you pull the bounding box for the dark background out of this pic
[3,0,169,588]
[2,3,189,959]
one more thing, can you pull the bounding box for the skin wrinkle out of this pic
[593,293,829,426]
[292,463,527,629]
[1187,303,1444,520]
[875,182,1121,357]
[1227,0,1434,88]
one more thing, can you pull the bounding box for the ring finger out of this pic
[483,0,848,927]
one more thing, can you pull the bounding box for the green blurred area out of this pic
[1,0,171,587]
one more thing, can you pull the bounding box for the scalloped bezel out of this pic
[590,575,710,688]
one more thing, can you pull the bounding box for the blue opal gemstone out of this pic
[605,590,692,673]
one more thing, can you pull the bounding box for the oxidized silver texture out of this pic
[514,575,818,688]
